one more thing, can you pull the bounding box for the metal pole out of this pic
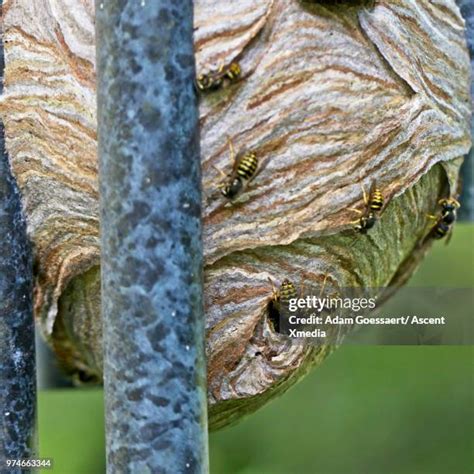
[0,0,37,468]
[95,2,208,473]
[457,0,474,221]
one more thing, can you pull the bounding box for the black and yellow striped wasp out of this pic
[350,180,384,234]
[427,197,460,243]
[213,137,259,200]
[270,278,298,314]
[267,275,330,334]
[195,62,241,93]
[268,278,298,333]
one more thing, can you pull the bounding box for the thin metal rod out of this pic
[95,1,208,473]
[457,0,474,221]
[0,0,36,467]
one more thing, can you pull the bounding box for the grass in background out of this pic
[38,225,474,473]
[38,390,105,473]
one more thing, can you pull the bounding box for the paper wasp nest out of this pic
[0,0,471,429]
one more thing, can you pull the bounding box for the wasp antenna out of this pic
[211,163,228,180]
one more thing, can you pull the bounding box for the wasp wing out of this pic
[368,180,377,197]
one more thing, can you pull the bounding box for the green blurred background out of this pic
[38,225,474,474]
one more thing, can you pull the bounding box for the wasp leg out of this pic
[203,183,224,204]
[211,163,228,180]
[349,207,363,215]
[426,214,438,220]
[208,165,228,194]
[204,166,229,204]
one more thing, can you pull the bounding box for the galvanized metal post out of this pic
[457,0,474,221]
[0,0,37,468]
[95,1,208,473]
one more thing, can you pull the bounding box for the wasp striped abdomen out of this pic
[216,137,259,200]
[278,279,298,308]
[225,62,241,81]
[351,181,384,234]
[268,278,298,333]
[433,221,450,239]
[236,153,258,181]
[369,188,384,212]
[427,197,460,242]
[221,151,258,200]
